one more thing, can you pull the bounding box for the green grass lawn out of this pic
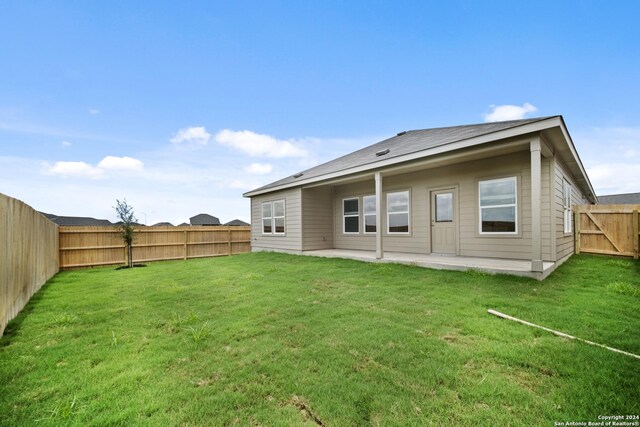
[1,253,639,426]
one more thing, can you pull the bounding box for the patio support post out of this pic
[530,137,544,272]
[375,172,384,259]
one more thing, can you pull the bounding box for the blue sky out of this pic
[1,1,639,224]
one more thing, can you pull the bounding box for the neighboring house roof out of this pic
[224,219,249,226]
[152,222,174,226]
[597,192,640,204]
[178,222,190,226]
[113,221,145,227]
[190,213,220,226]
[244,116,597,203]
[40,212,113,226]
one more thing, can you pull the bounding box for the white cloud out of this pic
[244,162,273,175]
[2,132,375,226]
[573,126,640,196]
[98,156,144,172]
[215,129,308,158]
[170,126,211,145]
[61,141,71,147]
[483,103,538,122]
[89,108,100,115]
[587,163,640,195]
[225,179,262,190]
[45,156,144,179]
[46,161,104,179]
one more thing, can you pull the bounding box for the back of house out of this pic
[244,116,596,278]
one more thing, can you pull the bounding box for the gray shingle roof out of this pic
[224,219,249,226]
[190,213,220,226]
[41,212,113,226]
[114,221,145,227]
[246,117,556,195]
[598,193,640,204]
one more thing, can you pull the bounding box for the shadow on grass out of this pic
[115,264,147,271]
[0,276,59,346]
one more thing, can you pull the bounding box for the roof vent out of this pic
[375,148,390,157]
[397,131,407,136]
[292,172,303,178]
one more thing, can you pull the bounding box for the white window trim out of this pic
[343,197,360,235]
[386,190,410,235]
[563,180,572,234]
[273,200,286,235]
[261,200,285,236]
[478,176,518,235]
[363,194,376,235]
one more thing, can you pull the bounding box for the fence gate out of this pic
[574,204,640,259]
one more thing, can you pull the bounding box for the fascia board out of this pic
[556,117,598,203]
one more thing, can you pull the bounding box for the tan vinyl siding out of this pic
[251,188,302,252]
[302,187,334,250]
[333,181,377,251]
[555,159,586,259]
[331,150,553,261]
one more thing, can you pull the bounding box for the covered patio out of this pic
[248,117,594,281]
[301,249,559,280]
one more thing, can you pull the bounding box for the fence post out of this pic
[574,207,580,254]
[184,230,188,260]
[228,228,232,256]
[633,209,639,260]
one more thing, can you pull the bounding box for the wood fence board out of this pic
[634,210,639,259]
[1,193,59,336]
[58,226,251,269]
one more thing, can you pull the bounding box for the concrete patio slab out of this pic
[301,249,559,280]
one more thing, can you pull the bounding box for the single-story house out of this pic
[190,213,220,226]
[224,219,250,226]
[597,192,640,204]
[244,116,596,279]
[152,222,174,226]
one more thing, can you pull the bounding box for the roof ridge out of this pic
[403,116,558,133]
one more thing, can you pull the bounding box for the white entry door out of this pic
[431,189,457,254]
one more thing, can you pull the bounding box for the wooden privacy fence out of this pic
[1,193,59,336]
[59,226,251,269]
[574,204,640,259]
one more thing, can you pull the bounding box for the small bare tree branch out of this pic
[114,199,137,268]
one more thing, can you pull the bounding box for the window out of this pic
[435,193,453,222]
[343,198,359,234]
[363,195,376,233]
[262,202,272,234]
[479,177,517,234]
[262,200,285,235]
[273,200,285,234]
[387,191,410,234]
[563,180,572,233]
